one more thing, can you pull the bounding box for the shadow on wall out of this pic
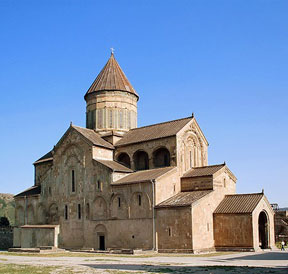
[81,264,288,274]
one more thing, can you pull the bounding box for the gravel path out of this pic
[0,250,288,273]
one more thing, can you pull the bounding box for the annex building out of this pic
[14,52,275,253]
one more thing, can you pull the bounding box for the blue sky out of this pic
[0,0,287,207]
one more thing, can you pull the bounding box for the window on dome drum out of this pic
[71,170,75,192]
[133,150,149,171]
[109,109,113,128]
[64,205,68,220]
[119,110,123,128]
[86,203,90,220]
[117,153,131,168]
[138,194,142,206]
[153,148,170,168]
[78,204,81,220]
[118,197,121,208]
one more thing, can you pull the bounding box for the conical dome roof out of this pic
[85,53,138,99]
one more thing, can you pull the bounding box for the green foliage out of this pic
[0,216,10,227]
[0,194,15,226]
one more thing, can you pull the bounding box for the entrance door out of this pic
[258,211,269,249]
[99,235,105,250]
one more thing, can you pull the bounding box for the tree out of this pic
[0,216,10,227]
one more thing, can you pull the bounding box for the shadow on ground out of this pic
[82,264,288,273]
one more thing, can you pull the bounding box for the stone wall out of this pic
[0,227,13,250]
[213,214,253,249]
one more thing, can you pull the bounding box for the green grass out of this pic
[0,264,63,274]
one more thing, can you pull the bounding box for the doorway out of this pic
[99,235,105,250]
[258,211,269,249]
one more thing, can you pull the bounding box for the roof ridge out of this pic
[225,192,264,197]
[129,116,192,131]
[192,163,225,169]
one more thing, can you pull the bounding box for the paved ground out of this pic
[0,250,288,273]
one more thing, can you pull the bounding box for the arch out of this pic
[110,194,128,219]
[27,204,35,224]
[117,153,131,168]
[49,203,59,224]
[37,204,46,224]
[153,147,170,168]
[130,191,152,219]
[15,206,25,226]
[133,150,149,171]
[94,224,107,250]
[92,196,107,220]
[258,211,269,249]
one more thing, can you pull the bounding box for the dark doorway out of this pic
[153,147,170,167]
[99,235,105,250]
[258,211,269,249]
[133,150,149,171]
[117,153,131,168]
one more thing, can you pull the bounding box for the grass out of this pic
[0,264,62,274]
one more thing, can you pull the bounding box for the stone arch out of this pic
[133,150,149,171]
[15,206,25,226]
[130,191,152,219]
[117,152,131,168]
[110,193,128,219]
[153,147,170,168]
[27,204,35,224]
[37,204,46,224]
[92,196,107,220]
[48,203,59,224]
[258,210,269,249]
[94,224,107,250]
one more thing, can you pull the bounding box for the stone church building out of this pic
[14,53,275,253]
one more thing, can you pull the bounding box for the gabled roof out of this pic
[34,151,53,165]
[14,186,41,198]
[112,167,175,185]
[155,190,212,208]
[182,164,225,178]
[94,159,133,173]
[214,193,264,214]
[116,117,193,147]
[85,53,138,99]
[72,125,114,149]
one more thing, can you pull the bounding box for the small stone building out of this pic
[14,52,275,252]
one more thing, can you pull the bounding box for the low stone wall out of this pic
[0,227,13,250]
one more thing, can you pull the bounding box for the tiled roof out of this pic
[214,193,264,214]
[116,117,193,146]
[155,190,212,208]
[94,159,133,173]
[72,125,114,150]
[112,167,175,185]
[14,186,41,198]
[34,151,53,165]
[85,53,138,98]
[182,164,225,178]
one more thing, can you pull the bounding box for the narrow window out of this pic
[138,194,142,206]
[173,184,176,193]
[119,110,123,128]
[48,187,52,196]
[64,205,68,220]
[118,197,121,208]
[207,223,210,231]
[127,111,131,129]
[168,227,172,237]
[109,109,113,128]
[97,180,102,191]
[86,203,90,220]
[189,150,193,168]
[71,170,75,192]
[223,178,226,188]
[78,204,81,220]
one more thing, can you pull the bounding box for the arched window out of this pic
[153,147,170,168]
[133,150,149,171]
[117,153,131,168]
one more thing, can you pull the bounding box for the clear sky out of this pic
[0,0,287,207]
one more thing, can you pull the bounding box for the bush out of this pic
[0,216,10,227]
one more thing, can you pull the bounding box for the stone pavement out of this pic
[0,250,287,273]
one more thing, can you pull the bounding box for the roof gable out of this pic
[182,164,225,178]
[116,117,193,147]
[214,193,264,214]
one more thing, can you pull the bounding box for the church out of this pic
[14,52,275,253]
